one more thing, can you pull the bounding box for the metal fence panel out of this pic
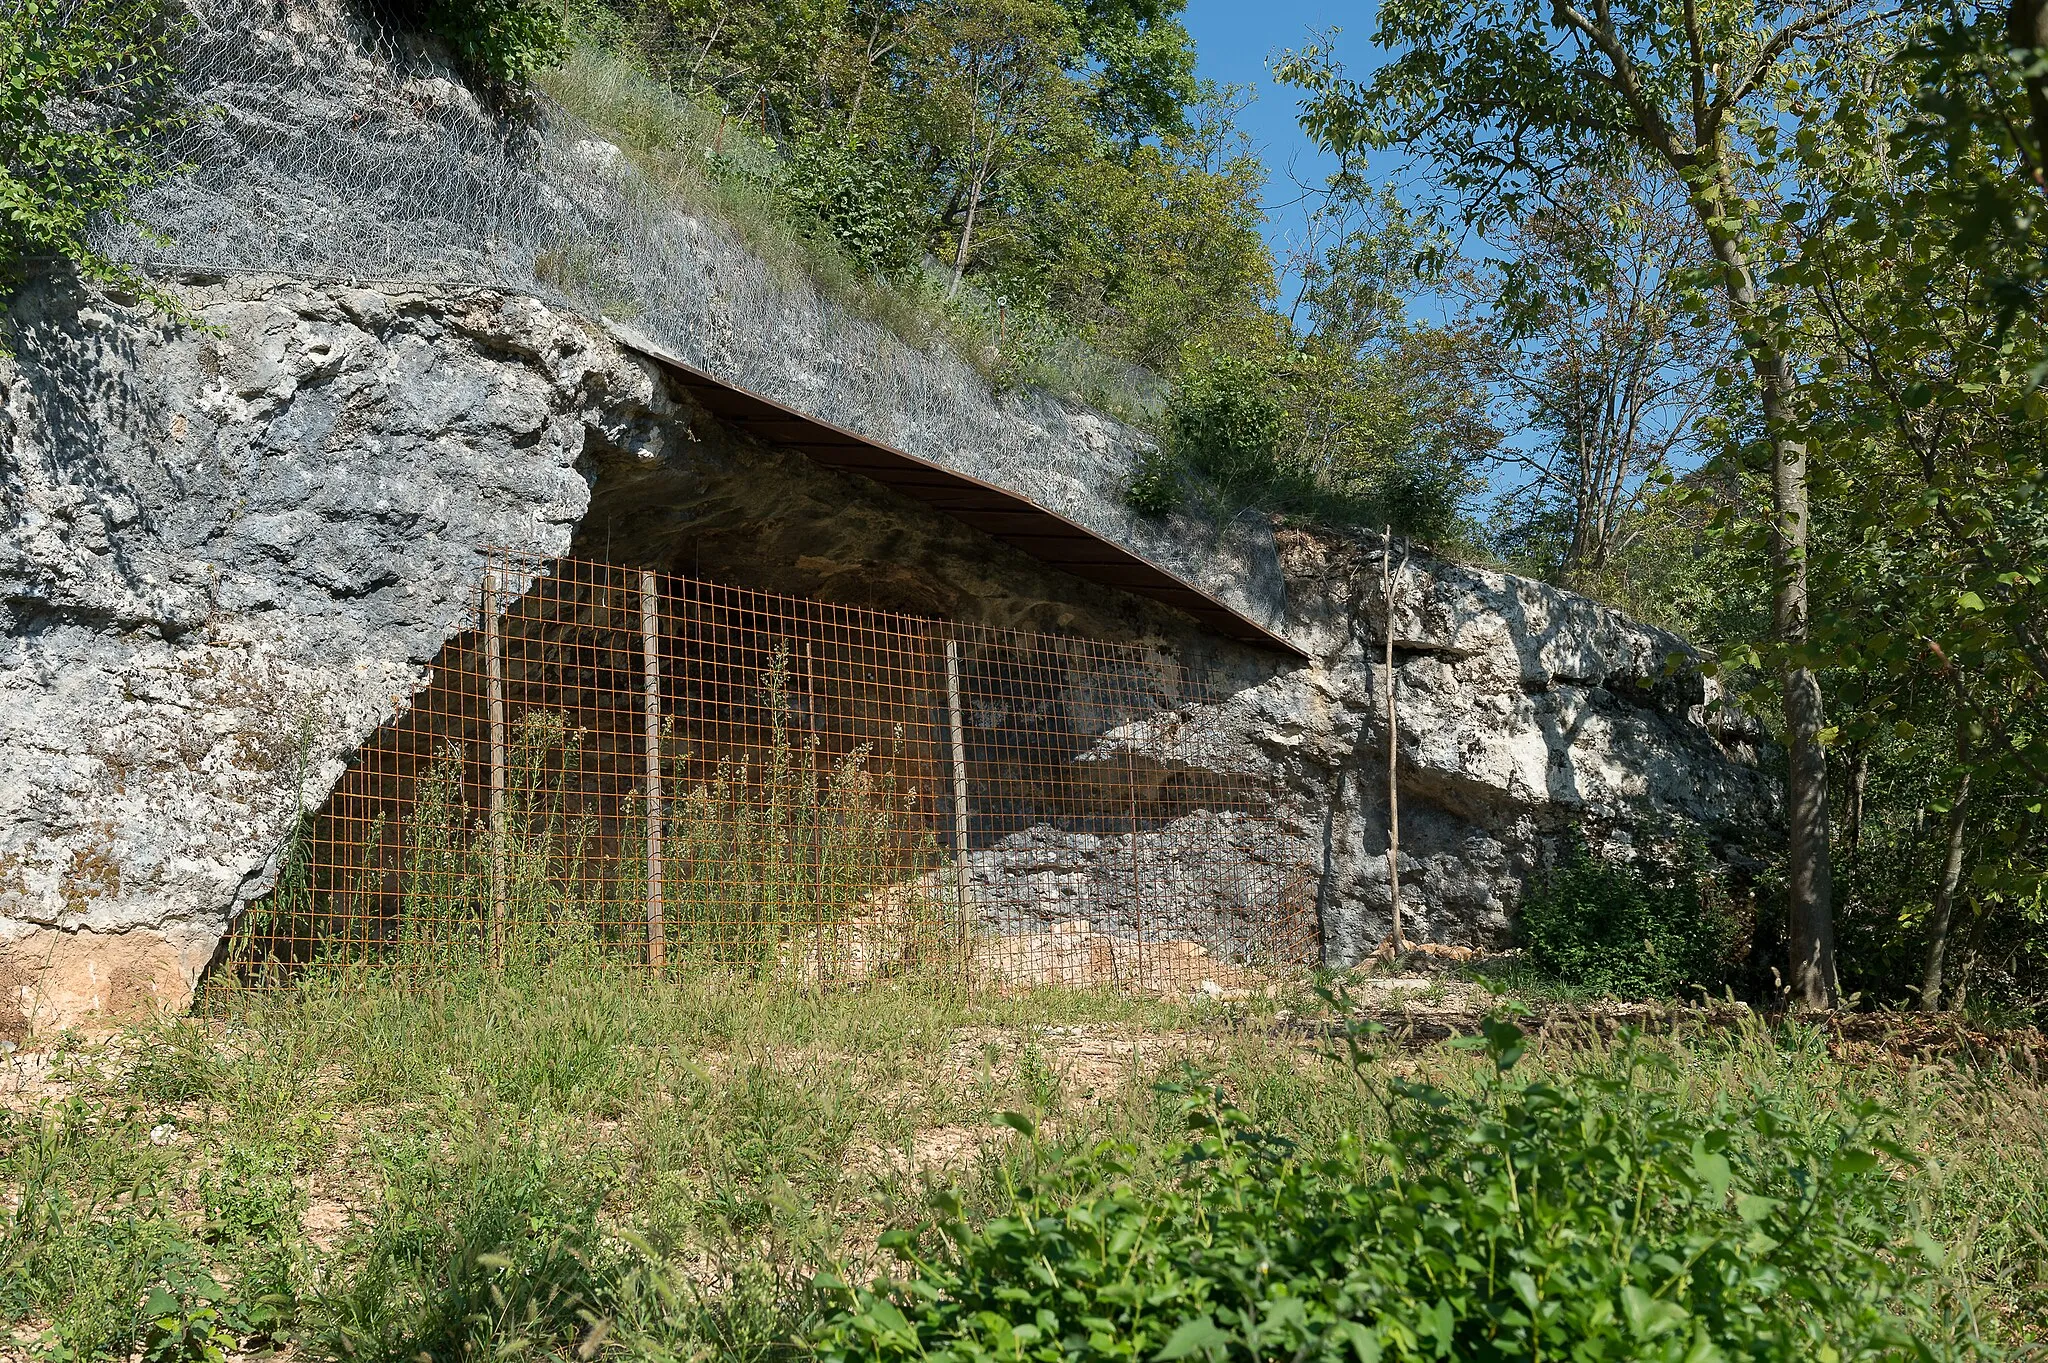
[228,553,1317,993]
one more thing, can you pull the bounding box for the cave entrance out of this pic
[229,552,1317,993]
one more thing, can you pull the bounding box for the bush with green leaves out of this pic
[819,1018,1974,1362]
[406,0,565,93]
[783,130,921,274]
[1163,355,1288,494]
[1129,350,1481,541]
[0,0,187,315]
[1516,835,1738,999]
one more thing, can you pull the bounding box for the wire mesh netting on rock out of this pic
[231,554,1319,995]
[101,0,1174,498]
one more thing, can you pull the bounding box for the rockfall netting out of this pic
[91,0,1265,608]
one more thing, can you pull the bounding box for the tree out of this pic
[911,0,1078,299]
[1278,0,1892,1008]
[1278,180,1497,539]
[1052,0,1199,146]
[994,83,1275,369]
[1775,27,2048,1011]
[0,0,187,320]
[1478,169,1727,592]
[635,0,844,130]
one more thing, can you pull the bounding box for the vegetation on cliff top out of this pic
[0,0,189,328]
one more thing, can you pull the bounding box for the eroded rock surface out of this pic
[1,279,616,1022]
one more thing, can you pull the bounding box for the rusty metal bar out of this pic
[485,558,507,967]
[641,568,666,970]
[1384,528,1409,955]
[945,635,972,958]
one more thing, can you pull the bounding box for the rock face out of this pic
[0,0,1779,1028]
[1,273,1776,1026]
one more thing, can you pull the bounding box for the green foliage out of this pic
[0,1105,288,1363]
[415,0,566,92]
[7,970,2043,1358]
[1163,354,1286,492]
[557,0,1275,410]
[1516,836,1738,1000]
[783,128,922,273]
[0,0,188,318]
[1710,17,2048,1014]
[1129,337,1488,541]
[820,1020,1974,1362]
[200,1143,302,1249]
[1124,443,1182,517]
[136,1250,289,1363]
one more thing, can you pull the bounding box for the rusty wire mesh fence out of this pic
[229,553,1317,993]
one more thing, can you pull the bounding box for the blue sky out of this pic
[1176,4,1530,500]
[1179,0,1371,308]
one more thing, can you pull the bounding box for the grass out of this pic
[1,967,2042,1359]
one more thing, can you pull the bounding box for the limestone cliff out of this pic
[1,272,1774,1027]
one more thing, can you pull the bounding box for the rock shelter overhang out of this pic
[602,321,1308,659]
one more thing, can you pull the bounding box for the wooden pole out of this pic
[945,637,971,956]
[1383,527,1409,955]
[485,562,508,967]
[641,569,666,970]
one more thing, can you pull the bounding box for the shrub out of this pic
[783,129,921,274]
[1165,354,1287,492]
[412,0,566,93]
[0,0,188,317]
[1517,834,1736,999]
[1124,354,1286,518]
[1125,443,1183,517]
[819,1019,1974,1362]
[1130,352,1478,542]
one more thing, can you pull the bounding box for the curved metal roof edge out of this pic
[601,319,1309,660]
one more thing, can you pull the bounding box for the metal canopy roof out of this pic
[606,324,1306,658]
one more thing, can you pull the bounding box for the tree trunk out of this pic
[1918,771,1970,1012]
[2010,0,2048,173]
[1949,901,1988,1013]
[946,164,988,301]
[1847,744,1869,853]
[1765,354,1839,1009]
[1692,183,1838,1009]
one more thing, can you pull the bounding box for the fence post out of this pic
[805,637,827,985]
[944,637,971,957]
[641,569,667,970]
[485,561,508,967]
[1383,526,1410,956]
[1126,740,1141,988]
